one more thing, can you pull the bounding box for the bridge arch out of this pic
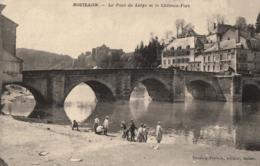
[186,80,218,100]
[2,83,46,107]
[242,82,260,102]
[64,79,116,104]
[131,76,172,102]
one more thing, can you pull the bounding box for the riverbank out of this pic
[0,115,260,166]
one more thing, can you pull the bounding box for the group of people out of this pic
[121,120,163,143]
[71,116,163,143]
[93,115,109,135]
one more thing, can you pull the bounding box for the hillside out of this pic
[16,48,74,70]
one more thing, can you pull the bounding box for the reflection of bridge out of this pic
[13,69,259,110]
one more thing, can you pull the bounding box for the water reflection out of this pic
[129,99,151,119]
[235,102,260,150]
[1,83,260,150]
[64,83,96,123]
[1,85,36,116]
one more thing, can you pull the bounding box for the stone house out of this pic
[197,27,260,73]
[0,4,22,95]
[161,35,204,69]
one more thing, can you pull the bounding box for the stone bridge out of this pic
[3,69,260,110]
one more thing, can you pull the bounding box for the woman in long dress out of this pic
[155,121,163,143]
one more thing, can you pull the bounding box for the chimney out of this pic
[213,23,217,29]
[236,29,240,43]
[217,41,220,50]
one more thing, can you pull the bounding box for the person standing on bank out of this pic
[143,124,148,142]
[137,123,144,142]
[103,116,109,136]
[155,121,163,143]
[120,121,127,139]
[93,115,100,133]
[129,120,137,141]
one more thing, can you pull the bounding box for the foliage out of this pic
[207,14,226,33]
[235,16,247,31]
[175,19,195,38]
[134,36,164,68]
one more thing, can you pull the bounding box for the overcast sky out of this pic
[1,0,260,57]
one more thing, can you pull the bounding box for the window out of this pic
[186,45,190,49]
[203,65,206,71]
[168,59,171,65]
[208,65,210,71]
[203,56,206,62]
[220,54,223,60]
[208,56,210,62]
[163,53,166,57]
[172,59,175,64]
[220,64,223,70]
[163,60,166,66]
[213,65,215,71]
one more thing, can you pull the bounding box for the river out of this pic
[1,84,260,150]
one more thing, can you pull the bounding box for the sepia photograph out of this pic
[0,0,260,165]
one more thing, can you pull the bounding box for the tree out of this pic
[207,14,226,33]
[235,16,247,31]
[175,19,196,38]
[175,19,185,37]
[163,30,174,43]
[134,36,164,68]
[182,23,195,37]
[256,12,260,33]
[215,14,226,24]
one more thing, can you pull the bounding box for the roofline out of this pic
[3,49,23,62]
[1,15,18,27]
[201,47,259,54]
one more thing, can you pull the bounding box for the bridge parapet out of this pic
[4,69,257,118]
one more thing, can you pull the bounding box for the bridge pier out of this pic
[45,73,66,107]
[172,73,185,102]
[216,75,243,102]
[115,74,131,101]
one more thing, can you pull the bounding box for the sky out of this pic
[1,0,260,58]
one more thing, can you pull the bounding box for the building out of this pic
[161,34,204,69]
[197,25,260,73]
[161,23,260,74]
[0,4,22,96]
[74,51,94,68]
[92,44,124,57]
